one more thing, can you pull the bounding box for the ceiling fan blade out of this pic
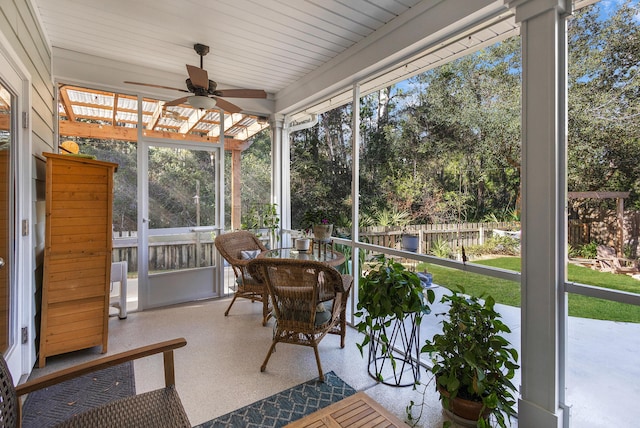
[213,97,242,114]
[165,96,189,107]
[124,81,189,93]
[215,89,267,99]
[186,64,209,89]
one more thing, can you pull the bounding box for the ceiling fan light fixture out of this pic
[188,95,217,110]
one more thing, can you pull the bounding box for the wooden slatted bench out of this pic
[285,391,408,427]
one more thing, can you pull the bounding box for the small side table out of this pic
[312,238,333,259]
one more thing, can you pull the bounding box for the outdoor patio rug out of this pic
[21,361,135,428]
[195,371,357,428]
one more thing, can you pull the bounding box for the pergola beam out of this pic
[58,86,76,122]
[57,84,266,233]
[59,120,250,151]
[179,108,207,134]
[112,93,118,126]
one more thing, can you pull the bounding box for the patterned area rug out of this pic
[195,371,357,428]
[21,362,135,428]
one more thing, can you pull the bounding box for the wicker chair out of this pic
[247,258,353,382]
[215,230,271,325]
[0,338,190,428]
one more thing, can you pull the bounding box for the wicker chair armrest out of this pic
[338,274,353,294]
[234,259,250,267]
[16,338,187,396]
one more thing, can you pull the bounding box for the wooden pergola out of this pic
[568,191,630,256]
[57,84,269,229]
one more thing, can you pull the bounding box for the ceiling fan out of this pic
[125,43,267,113]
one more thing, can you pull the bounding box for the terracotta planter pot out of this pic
[437,384,490,423]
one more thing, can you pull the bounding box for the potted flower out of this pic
[302,208,333,241]
[421,287,519,427]
[312,218,333,241]
[355,254,435,386]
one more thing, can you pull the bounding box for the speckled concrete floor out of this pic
[30,297,466,427]
[30,288,640,428]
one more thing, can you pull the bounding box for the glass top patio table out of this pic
[260,247,345,267]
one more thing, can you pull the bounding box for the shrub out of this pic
[465,236,520,257]
[430,239,452,258]
[579,242,598,258]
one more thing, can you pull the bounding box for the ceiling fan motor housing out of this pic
[186,79,217,95]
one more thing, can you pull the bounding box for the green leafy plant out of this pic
[465,236,521,258]
[261,203,280,247]
[301,208,331,229]
[431,239,452,258]
[579,241,598,259]
[421,287,519,428]
[355,254,435,381]
[241,205,260,230]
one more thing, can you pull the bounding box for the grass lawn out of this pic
[418,256,640,323]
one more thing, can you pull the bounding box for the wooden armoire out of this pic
[39,152,118,367]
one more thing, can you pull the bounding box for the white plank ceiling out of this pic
[32,0,591,117]
[33,0,424,95]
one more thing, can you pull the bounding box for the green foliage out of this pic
[578,242,598,259]
[301,208,332,230]
[465,236,521,257]
[354,255,435,379]
[241,202,279,242]
[241,205,260,230]
[360,207,412,227]
[567,244,579,258]
[290,107,353,230]
[418,257,640,322]
[421,288,519,428]
[567,1,640,203]
[430,239,452,259]
[236,130,272,229]
[287,1,639,227]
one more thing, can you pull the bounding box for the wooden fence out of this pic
[359,222,521,254]
[568,211,640,254]
[112,231,216,272]
[111,214,640,273]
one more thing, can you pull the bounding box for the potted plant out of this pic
[401,231,420,253]
[302,208,333,241]
[294,229,311,252]
[312,218,333,241]
[261,203,280,248]
[421,287,519,427]
[355,254,435,386]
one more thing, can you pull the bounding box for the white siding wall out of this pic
[0,0,54,368]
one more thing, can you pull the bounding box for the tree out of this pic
[568,1,640,209]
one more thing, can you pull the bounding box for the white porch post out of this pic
[506,0,570,427]
[270,115,289,245]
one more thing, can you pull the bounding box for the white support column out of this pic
[506,0,570,426]
[351,83,361,283]
[270,115,288,245]
[216,109,226,294]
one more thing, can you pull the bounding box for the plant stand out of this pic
[367,313,421,387]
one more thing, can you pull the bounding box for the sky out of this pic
[598,0,639,20]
